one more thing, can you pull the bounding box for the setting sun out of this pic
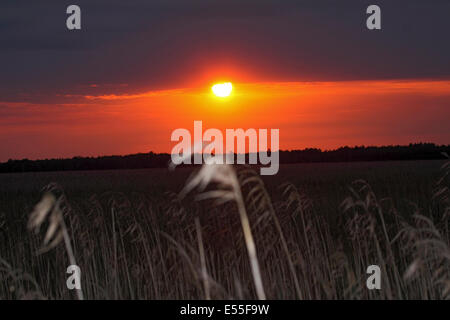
[212,82,233,97]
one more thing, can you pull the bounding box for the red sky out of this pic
[1,79,449,161]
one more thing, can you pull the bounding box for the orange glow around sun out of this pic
[212,82,233,97]
[2,79,450,161]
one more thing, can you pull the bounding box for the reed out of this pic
[0,160,448,299]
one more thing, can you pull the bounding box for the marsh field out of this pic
[0,160,449,299]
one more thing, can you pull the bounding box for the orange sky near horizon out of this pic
[1,79,449,161]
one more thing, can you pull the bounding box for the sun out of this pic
[212,82,233,98]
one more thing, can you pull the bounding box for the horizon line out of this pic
[2,142,448,164]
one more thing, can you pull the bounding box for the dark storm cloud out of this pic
[0,0,449,102]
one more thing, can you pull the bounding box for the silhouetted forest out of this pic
[1,143,448,173]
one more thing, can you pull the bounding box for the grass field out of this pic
[0,160,449,299]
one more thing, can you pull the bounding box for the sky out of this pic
[0,0,449,161]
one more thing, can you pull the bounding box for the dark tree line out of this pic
[279,143,449,163]
[0,143,448,173]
